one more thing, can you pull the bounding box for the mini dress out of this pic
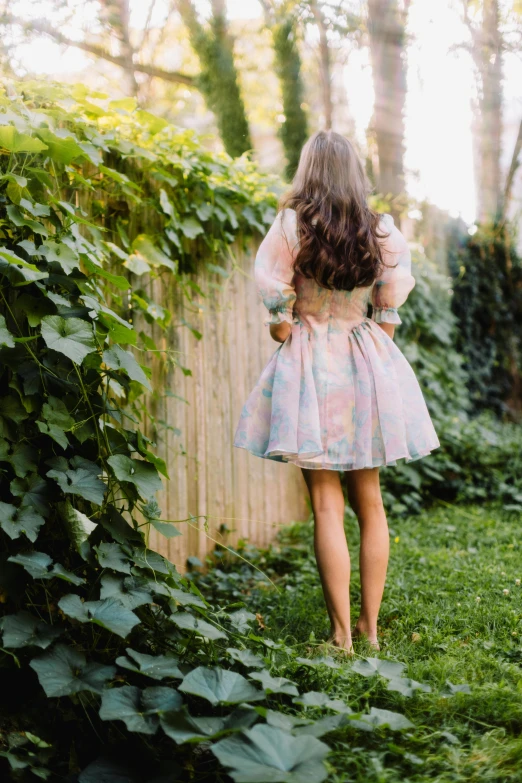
[234,208,440,471]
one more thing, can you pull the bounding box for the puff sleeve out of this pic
[254,208,298,326]
[371,214,415,326]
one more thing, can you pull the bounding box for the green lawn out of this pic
[197,504,522,782]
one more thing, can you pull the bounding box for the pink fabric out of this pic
[234,209,440,470]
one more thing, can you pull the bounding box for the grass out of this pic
[195,503,522,782]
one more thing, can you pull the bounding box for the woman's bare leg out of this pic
[346,468,389,647]
[302,468,352,651]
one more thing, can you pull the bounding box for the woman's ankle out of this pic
[354,617,378,641]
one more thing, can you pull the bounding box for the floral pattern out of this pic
[234,209,440,470]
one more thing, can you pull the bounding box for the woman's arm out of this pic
[377,322,395,340]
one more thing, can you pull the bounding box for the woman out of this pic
[234,131,439,653]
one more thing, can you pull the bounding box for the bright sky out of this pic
[9,0,522,224]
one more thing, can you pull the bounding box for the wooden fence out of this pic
[142,239,308,571]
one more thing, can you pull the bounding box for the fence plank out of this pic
[146,239,307,570]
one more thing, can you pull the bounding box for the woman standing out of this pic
[234,131,439,653]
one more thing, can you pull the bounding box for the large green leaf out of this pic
[8,550,85,585]
[100,574,153,609]
[36,129,86,163]
[0,126,48,152]
[0,501,45,542]
[40,241,80,275]
[30,644,116,697]
[58,501,97,551]
[249,670,299,696]
[115,648,183,681]
[37,396,75,449]
[94,542,132,574]
[47,457,106,505]
[179,666,263,705]
[160,705,256,744]
[58,594,140,638]
[131,235,176,271]
[227,648,265,669]
[351,657,406,680]
[386,678,431,697]
[0,315,15,348]
[41,315,95,365]
[357,707,415,731]
[99,685,182,734]
[107,455,162,501]
[103,345,151,390]
[0,612,62,649]
[211,723,330,783]
[170,613,227,641]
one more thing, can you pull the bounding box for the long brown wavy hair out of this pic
[280,130,389,291]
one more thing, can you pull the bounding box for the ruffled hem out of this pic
[371,306,401,325]
[234,443,440,471]
[233,318,440,471]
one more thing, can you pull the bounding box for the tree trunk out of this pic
[367,0,409,222]
[176,0,252,158]
[477,0,503,222]
[309,0,333,130]
[99,0,139,96]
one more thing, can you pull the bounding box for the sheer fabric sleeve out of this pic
[254,209,298,326]
[371,214,415,326]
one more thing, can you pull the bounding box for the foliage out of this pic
[449,222,522,416]
[375,248,522,514]
[271,16,309,179]
[194,503,522,782]
[177,0,253,158]
[0,82,342,783]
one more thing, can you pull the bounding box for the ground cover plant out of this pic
[195,503,522,782]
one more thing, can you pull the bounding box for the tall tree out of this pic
[463,0,503,222]
[260,0,309,179]
[367,0,410,222]
[176,0,252,157]
[308,0,334,130]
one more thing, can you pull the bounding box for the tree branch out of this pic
[501,117,522,219]
[1,13,197,88]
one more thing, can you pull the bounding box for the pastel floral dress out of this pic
[234,208,440,471]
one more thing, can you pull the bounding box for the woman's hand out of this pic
[269,322,292,343]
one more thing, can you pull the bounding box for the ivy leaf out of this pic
[47,459,106,505]
[9,443,38,478]
[37,396,75,449]
[180,216,204,239]
[30,644,115,697]
[358,707,414,731]
[170,613,227,641]
[11,474,50,517]
[227,648,265,669]
[292,692,352,713]
[115,648,183,681]
[41,315,95,365]
[5,207,48,238]
[100,574,153,609]
[99,685,159,735]
[58,501,97,550]
[58,595,140,638]
[228,609,256,633]
[0,612,62,649]
[150,519,181,538]
[123,252,151,276]
[249,669,299,696]
[15,293,55,327]
[0,501,45,542]
[40,241,80,275]
[107,455,162,501]
[0,315,15,348]
[103,345,151,390]
[178,666,264,705]
[160,705,256,744]
[94,542,132,574]
[211,724,330,783]
[131,235,176,271]
[36,129,86,164]
[8,551,52,579]
[0,126,48,153]
[352,657,406,680]
[386,678,431,697]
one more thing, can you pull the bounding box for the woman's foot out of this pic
[353,621,380,651]
[326,628,354,657]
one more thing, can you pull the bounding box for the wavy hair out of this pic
[280,130,389,291]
